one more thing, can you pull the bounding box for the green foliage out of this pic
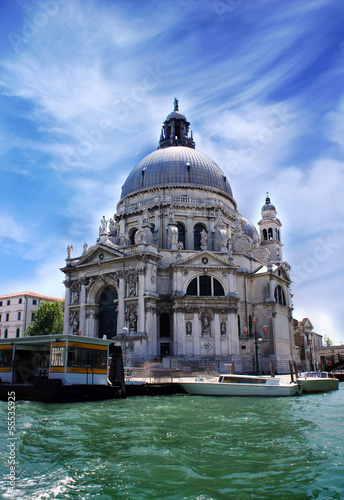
[323,334,334,347]
[25,301,64,337]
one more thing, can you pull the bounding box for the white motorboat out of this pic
[296,371,339,393]
[179,374,302,397]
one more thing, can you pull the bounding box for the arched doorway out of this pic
[99,286,118,338]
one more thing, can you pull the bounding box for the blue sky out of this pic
[0,0,343,343]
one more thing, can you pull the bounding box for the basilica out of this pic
[61,100,295,374]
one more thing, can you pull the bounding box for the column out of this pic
[79,279,87,335]
[117,273,125,334]
[63,278,71,335]
[137,268,145,334]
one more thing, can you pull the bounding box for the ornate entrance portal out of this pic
[99,287,118,338]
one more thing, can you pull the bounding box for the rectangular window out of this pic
[4,329,8,339]
[17,312,21,321]
[0,348,13,367]
[19,298,22,304]
[16,328,20,338]
[5,314,9,322]
[7,300,10,306]
[51,347,66,367]
[67,347,106,369]
[32,299,37,305]
[31,312,35,322]
[0,301,2,306]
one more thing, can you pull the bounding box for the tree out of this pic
[25,301,64,336]
[323,334,334,347]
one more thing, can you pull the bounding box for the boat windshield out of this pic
[220,376,267,384]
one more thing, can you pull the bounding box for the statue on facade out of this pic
[174,98,179,111]
[128,279,137,297]
[119,233,126,246]
[83,242,88,254]
[202,314,211,336]
[67,245,73,259]
[201,229,208,248]
[168,205,175,223]
[221,322,227,336]
[186,321,192,335]
[142,209,150,225]
[99,216,109,235]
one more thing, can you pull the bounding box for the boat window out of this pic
[67,347,107,369]
[51,346,66,367]
[0,349,13,367]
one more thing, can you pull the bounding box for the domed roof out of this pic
[262,194,276,212]
[120,146,234,200]
[165,110,187,121]
[242,216,259,241]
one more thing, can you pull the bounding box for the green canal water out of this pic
[1,385,344,500]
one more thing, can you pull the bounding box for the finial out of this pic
[174,98,179,111]
[265,192,270,204]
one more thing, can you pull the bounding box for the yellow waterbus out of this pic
[0,335,125,402]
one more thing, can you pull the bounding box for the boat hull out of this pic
[298,378,339,393]
[180,381,301,397]
[0,377,125,402]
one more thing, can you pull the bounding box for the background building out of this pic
[61,101,297,373]
[0,292,63,339]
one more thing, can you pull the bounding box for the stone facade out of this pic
[61,102,296,373]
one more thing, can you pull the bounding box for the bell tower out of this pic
[257,194,283,263]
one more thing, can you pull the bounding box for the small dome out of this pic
[165,110,187,122]
[262,194,276,212]
[120,146,234,200]
[242,216,259,241]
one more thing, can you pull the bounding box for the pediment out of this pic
[76,243,124,266]
[174,250,236,268]
[274,262,291,282]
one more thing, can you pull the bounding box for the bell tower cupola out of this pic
[257,193,283,263]
[158,99,195,149]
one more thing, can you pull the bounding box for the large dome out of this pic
[120,146,233,200]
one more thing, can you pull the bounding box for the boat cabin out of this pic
[0,335,114,386]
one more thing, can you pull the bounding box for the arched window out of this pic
[129,228,137,246]
[274,285,286,306]
[186,276,225,296]
[177,223,186,249]
[194,224,206,250]
[159,313,171,337]
[263,229,268,241]
[268,228,273,240]
[99,287,118,338]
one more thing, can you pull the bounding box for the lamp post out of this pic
[244,318,268,375]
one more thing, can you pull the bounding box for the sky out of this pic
[0,0,343,343]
